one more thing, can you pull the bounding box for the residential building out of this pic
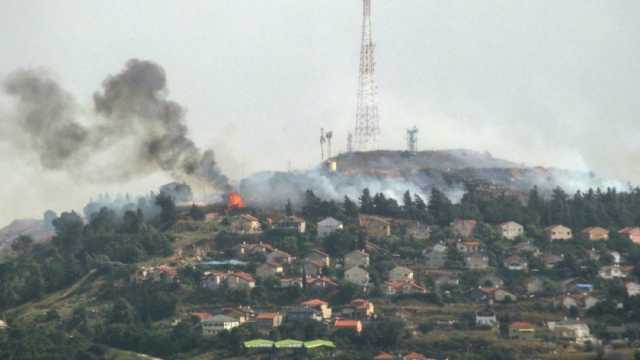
[389,266,414,282]
[266,249,294,265]
[619,227,640,244]
[512,241,540,256]
[317,217,343,238]
[509,322,536,340]
[304,259,325,277]
[233,241,273,257]
[451,219,477,239]
[301,299,332,320]
[256,262,283,279]
[465,254,489,270]
[0,320,7,331]
[526,277,545,294]
[406,222,431,240]
[274,216,306,233]
[498,221,524,240]
[434,272,461,287]
[286,306,323,322]
[548,320,596,345]
[383,280,427,296]
[334,319,363,333]
[307,249,331,267]
[424,244,447,269]
[345,266,370,288]
[599,265,627,279]
[478,274,504,289]
[456,240,480,254]
[230,214,262,234]
[226,272,256,290]
[559,294,599,310]
[542,254,564,269]
[255,312,283,331]
[344,249,370,269]
[202,271,227,290]
[341,299,375,319]
[626,282,640,297]
[307,276,339,290]
[494,289,517,302]
[403,352,431,360]
[475,308,497,327]
[201,315,240,336]
[359,215,391,237]
[374,353,394,360]
[582,226,609,241]
[504,255,528,271]
[545,225,573,241]
[279,277,303,288]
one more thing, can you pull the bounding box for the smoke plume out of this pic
[1,59,229,192]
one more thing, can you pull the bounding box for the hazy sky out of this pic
[1,0,639,226]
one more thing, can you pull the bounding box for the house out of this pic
[266,249,294,265]
[559,294,599,310]
[201,314,240,336]
[434,272,461,287]
[389,266,414,282]
[255,312,283,331]
[542,254,564,269]
[344,249,370,269]
[406,222,431,240]
[509,322,536,340]
[334,319,363,333]
[465,254,489,270]
[301,299,332,320]
[548,319,596,345]
[451,219,477,239]
[256,262,283,279]
[374,353,394,360]
[456,240,480,254]
[526,277,545,294]
[226,272,256,289]
[626,282,640,297]
[304,259,325,277]
[317,217,343,238]
[230,214,262,234]
[233,241,273,257]
[202,271,227,289]
[494,289,517,302]
[512,241,540,256]
[307,276,339,290]
[619,227,640,244]
[279,277,303,288]
[599,265,627,279]
[215,307,254,324]
[403,352,431,360]
[504,255,528,271]
[274,216,306,233]
[286,306,323,322]
[383,280,427,296]
[470,287,497,303]
[345,266,370,288]
[545,225,573,241]
[609,250,622,264]
[341,299,375,319]
[498,221,524,240]
[0,320,7,331]
[582,226,609,241]
[475,308,497,327]
[478,274,504,288]
[134,265,178,283]
[307,249,331,267]
[359,215,391,237]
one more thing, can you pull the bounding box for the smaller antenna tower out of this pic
[406,126,418,154]
[325,131,333,159]
[347,132,354,153]
[320,128,326,160]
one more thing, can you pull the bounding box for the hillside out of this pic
[0,218,53,254]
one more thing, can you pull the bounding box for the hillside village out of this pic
[3,186,640,359]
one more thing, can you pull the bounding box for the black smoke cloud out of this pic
[1,59,230,191]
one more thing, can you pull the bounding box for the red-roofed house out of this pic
[255,312,283,330]
[374,352,394,360]
[227,272,256,289]
[334,319,363,333]
[582,227,609,241]
[383,281,427,297]
[510,322,536,339]
[619,227,640,244]
[403,352,431,360]
[301,299,332,320]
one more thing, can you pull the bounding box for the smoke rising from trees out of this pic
[1,59,229,191]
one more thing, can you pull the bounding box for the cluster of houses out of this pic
[188,297,375,337]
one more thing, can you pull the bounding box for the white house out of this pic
[389,266,414,282]
[202,315,240,336]
[317,217,343,238]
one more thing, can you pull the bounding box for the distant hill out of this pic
[239,149,622,208]
[0,218,54,254]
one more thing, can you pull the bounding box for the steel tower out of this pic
[354,0,381,151]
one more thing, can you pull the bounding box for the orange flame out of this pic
[227,192,245,209]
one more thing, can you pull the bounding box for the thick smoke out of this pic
[1,59,229,192]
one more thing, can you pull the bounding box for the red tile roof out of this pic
[511,321,535,330]
[334,319,361,329]
[302,299,328,307]
[256,312,278,320]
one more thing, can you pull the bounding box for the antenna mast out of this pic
[320,128,326,161]
[353,0,381,151]
[407,126,418,154]
[325,131,333,159]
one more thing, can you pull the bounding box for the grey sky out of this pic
[1,0,639,226]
